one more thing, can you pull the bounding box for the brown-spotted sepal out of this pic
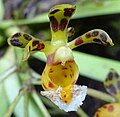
[67,29,114,49]
[49,4,76,43]
[22,39,47,61]
[49,4,75,32]
[104,69,120,102]
[8,32,32,48]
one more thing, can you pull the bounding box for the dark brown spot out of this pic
[96,113,99,117]
[64,95,66,97]
[11,33,21,38]
[62,67,67,70]
[64,100,67,103]
[54,61,62,65]
[64,74,67,78]
[93,38,102,44]
[23,33,32,41]
[48,82,55,88]
[100,33,107,42]
[49,70,53,73]
[108,72,113,80]
[69,65,72,68]
[11,33,23,46]
[92,31,99,37]
[10,39,23,47]
[103,105,107,108]
[64,8,75,17]
[85,32,91,38]
[49,16,58,32]
[108,105,114,112]
[37,43,45,50]
[32,43,45,51]
[70,74,72,78]
[50,9,60,14]
[59,18,68,31]
[107,84,117,95]
[117,80,120,90]
[75,37,83,46]
[32,40,39,46]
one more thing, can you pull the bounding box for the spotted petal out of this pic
[8,32,52,60]
[67,29,114,49]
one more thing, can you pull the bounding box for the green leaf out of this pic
[0,0,4,20]
[75,1,120,19]
[0,84,9,117]
[0,1,120,28]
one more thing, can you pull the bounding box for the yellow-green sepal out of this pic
[8,32,33,48]
[104,69,120,102]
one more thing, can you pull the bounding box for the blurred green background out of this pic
[0,0,120,117]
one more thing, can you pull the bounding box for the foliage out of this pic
[0,0,120,117]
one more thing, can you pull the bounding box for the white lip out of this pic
[41,85,87,112]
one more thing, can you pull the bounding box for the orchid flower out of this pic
[94,69,120,117]
[8,4,114,112]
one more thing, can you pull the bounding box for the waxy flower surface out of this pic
[8,4,114,112]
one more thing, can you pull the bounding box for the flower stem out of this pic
[87,88,116,102]
[0,65,17,83]
[49,109,67,115]
[4,88,26,117]
[76,107,89,117]
[24,92,29,117]
[32,90,51,117]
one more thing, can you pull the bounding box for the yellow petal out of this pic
[41,60,79,91]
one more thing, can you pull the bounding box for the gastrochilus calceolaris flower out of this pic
[8,4,114,112]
